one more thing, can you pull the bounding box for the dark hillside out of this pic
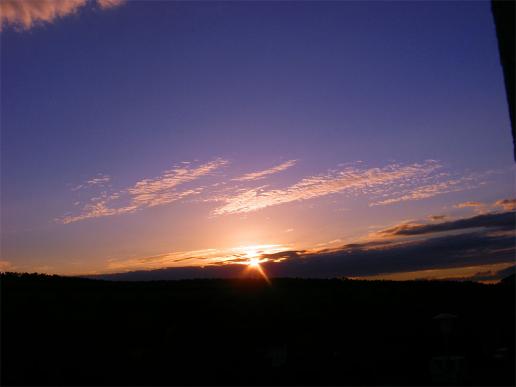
[1,273,514,385]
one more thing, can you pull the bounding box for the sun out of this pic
[239,246,265,266]
[235,244,272,284]
[248,257,261,267]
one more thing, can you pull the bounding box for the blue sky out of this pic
[1,0,514,279]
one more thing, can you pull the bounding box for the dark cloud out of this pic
[90,264,245,281]
[258,230,515,278]
[378,211,515,237]
[496,265,516,280]
[260,250,305,261]
[87,210,515,282]
[88,230,514,282]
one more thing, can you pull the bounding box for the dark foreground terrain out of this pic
[1,273,514,386]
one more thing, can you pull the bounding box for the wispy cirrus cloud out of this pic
[60,158,499,223]
[59,159,228,224]
[233,160,297,181]
[369,173,486,206]
[71,174,111,191]
[212,160,446,215]
[0,0,124,31]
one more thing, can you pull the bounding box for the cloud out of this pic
[233,160,298,181]
[71,174,111,191]
[377,211,515,237]
[212,160,492,216]
[0,0,125,30]
[454,200,490,214]
[89,227,515,281]
[429,215,447,221]
[59,159,228,224]
[370,173,486,206]
[455,201,483,208]
[257,228,514,278]
[106,249,222,272]
[104,244,289,272]
[494,198,516,211]
[213,160,444,215]
[451,198,516,214]
[88,209,515,281]
[126,160,226,208]
[260,250,305,262]
[97,0,124,9]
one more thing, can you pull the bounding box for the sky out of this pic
[1,0,515,282]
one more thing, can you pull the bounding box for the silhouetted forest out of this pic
[1,273,514,386]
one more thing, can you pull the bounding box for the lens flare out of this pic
[234,245,274,284]
[246,261,271,284]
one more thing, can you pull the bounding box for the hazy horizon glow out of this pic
[1,0,514,282]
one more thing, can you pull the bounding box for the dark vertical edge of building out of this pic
[491,0,516,160]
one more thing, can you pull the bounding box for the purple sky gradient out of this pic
[1,1,514,279]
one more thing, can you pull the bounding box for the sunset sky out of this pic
[1,0,514,281]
